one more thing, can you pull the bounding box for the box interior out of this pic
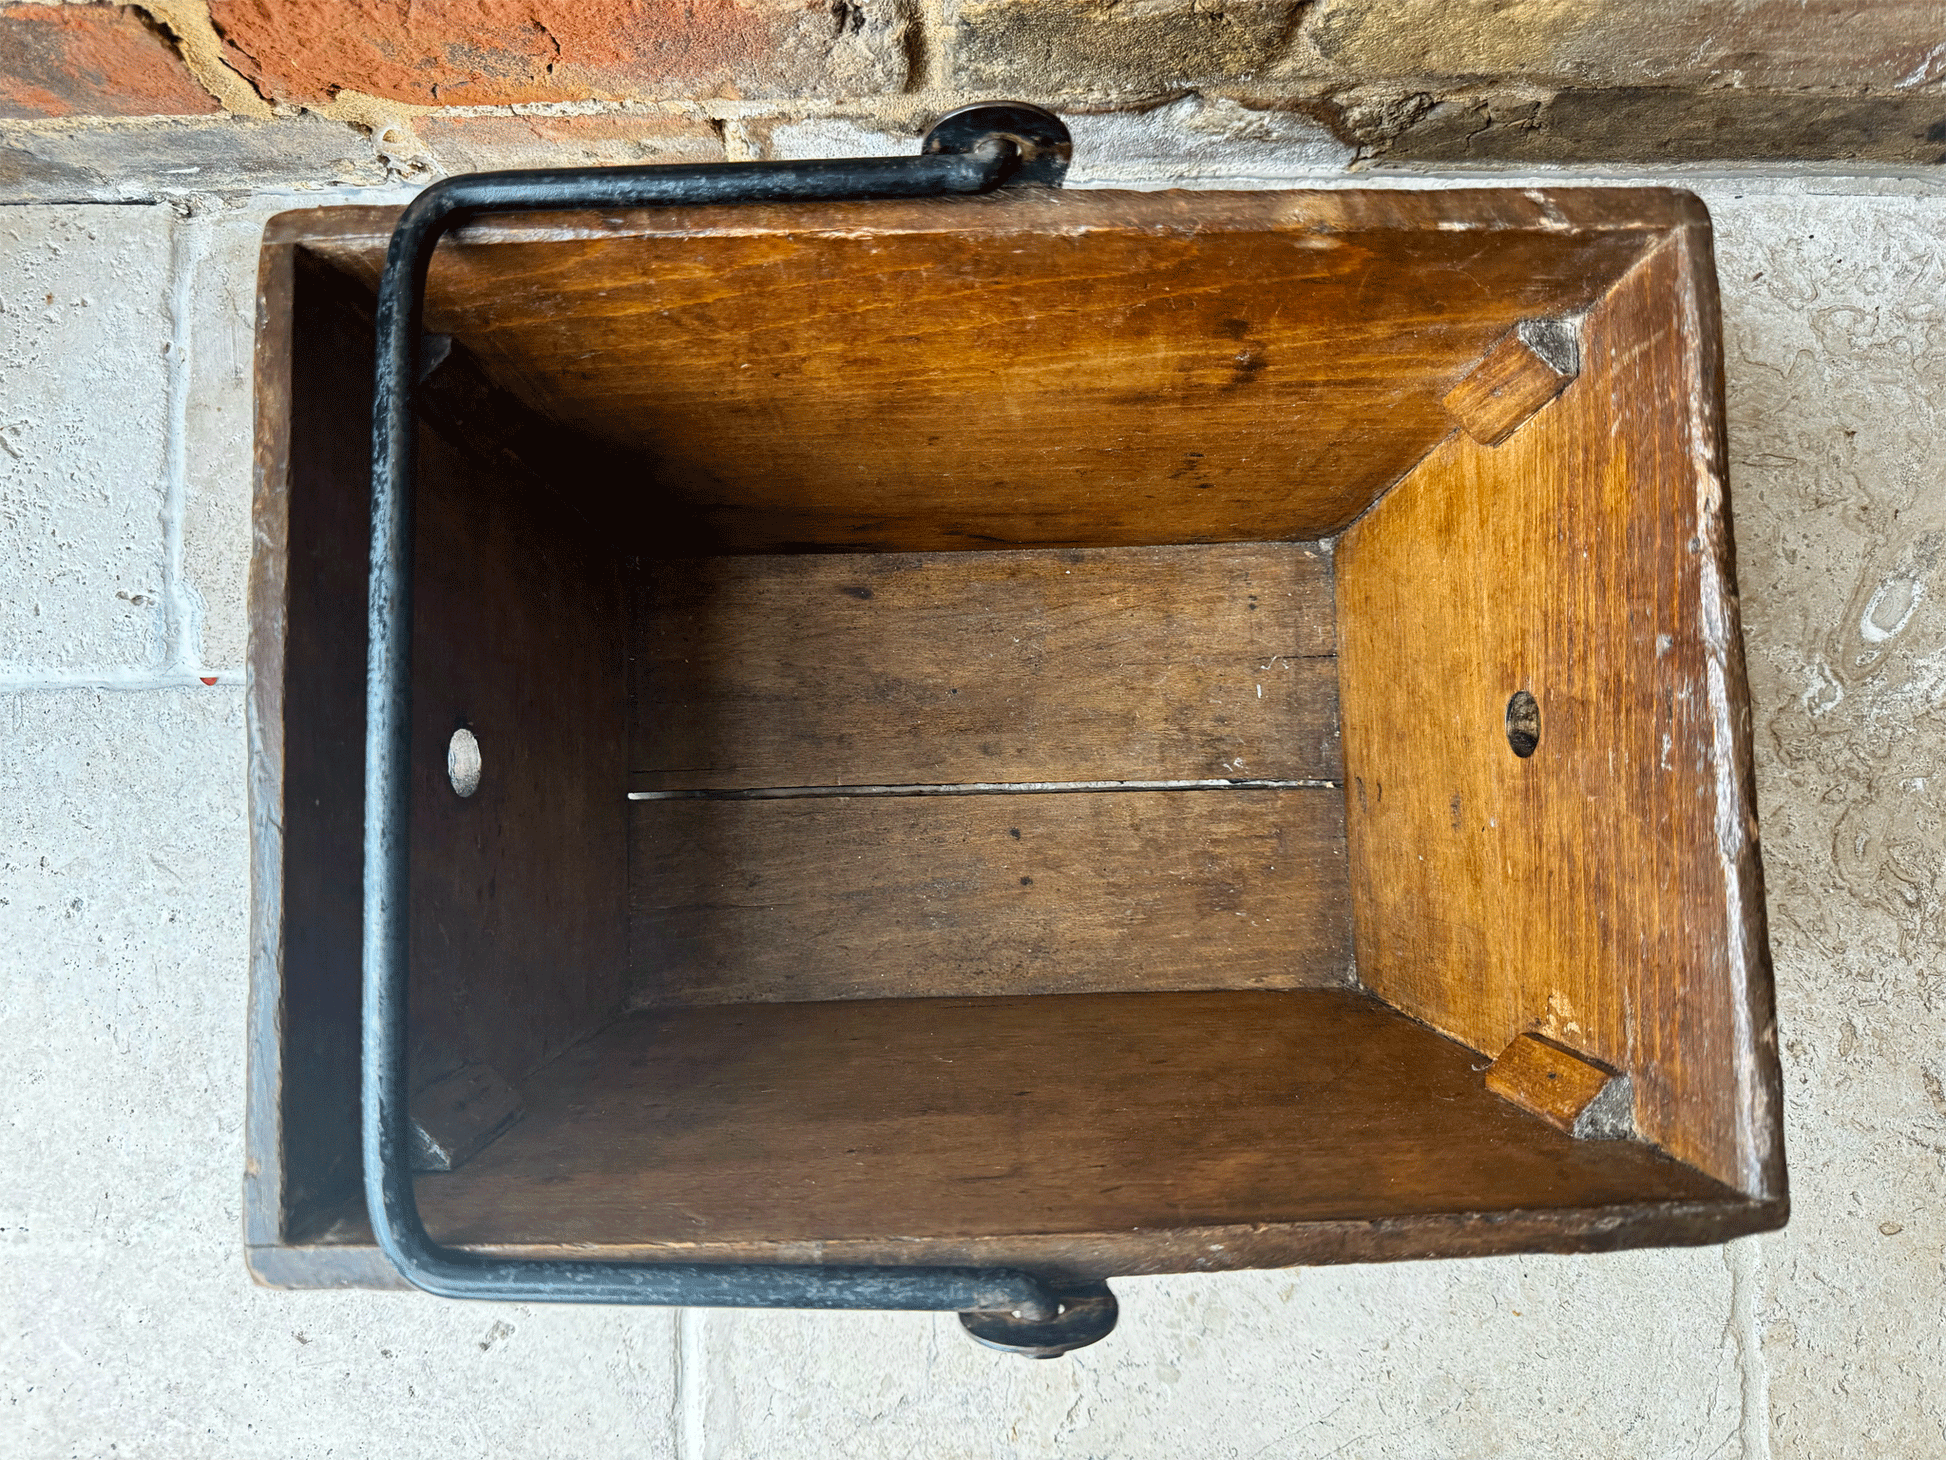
[262,191,1779,1275]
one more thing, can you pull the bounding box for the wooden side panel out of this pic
[413,990,1746,1274]
[406,409,631,1087]
[306,189,1670,552]
[257,255,634,1252]
[630,543,1339,790]
[629,789,1349,1004]
[1335,230,1783,1197]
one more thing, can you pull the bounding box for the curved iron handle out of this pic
[363,105,1113,1350]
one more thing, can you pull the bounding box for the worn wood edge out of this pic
[281,1195,1784,1288]
[242,230,297,1251]
[260,207,392,250]
[269,186,1700,264]
[1671,212,1788,1204]
[245,1242,412,1292]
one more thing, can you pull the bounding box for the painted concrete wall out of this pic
[2,157,1942,1455]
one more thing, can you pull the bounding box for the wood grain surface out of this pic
[629,788,1350,1004]
[1336,229,1784,1198]
[248,188,1786,1289]
[412,989,1746,1274]
[404,374,632,1095]
[630,542,1338,790]
[299,189,1671,553]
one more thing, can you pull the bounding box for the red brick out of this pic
[418,112,727,172]
[0,3,219,119]
[207,0,906,107]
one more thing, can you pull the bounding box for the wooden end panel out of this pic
[630,542,1338,790]
[307,189,1665,552]
[629,788,1350,1004]
[1336,229,1783,1198]
[255,257,386,1243]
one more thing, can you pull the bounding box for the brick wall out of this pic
[0,0,1941,198]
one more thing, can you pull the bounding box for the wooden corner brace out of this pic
[1443,318,1581,446]
[409,1061,525,1172]
[1484,1033,1634,1140]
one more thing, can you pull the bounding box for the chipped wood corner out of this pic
[1443,317,1583,447]
[1485,1032,1635,1141]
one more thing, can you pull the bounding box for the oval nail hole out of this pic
[1505,691,1540,758]
[447,727,482,797]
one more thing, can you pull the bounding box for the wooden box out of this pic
[245,188,1785,1293]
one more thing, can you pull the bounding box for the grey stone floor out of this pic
[2,170,1941,1457]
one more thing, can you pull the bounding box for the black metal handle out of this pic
[363,103,1115,1355]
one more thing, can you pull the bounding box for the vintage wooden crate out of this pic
[245,186,1785,1303]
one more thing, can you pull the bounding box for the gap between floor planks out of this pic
[626,777,1341,801]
